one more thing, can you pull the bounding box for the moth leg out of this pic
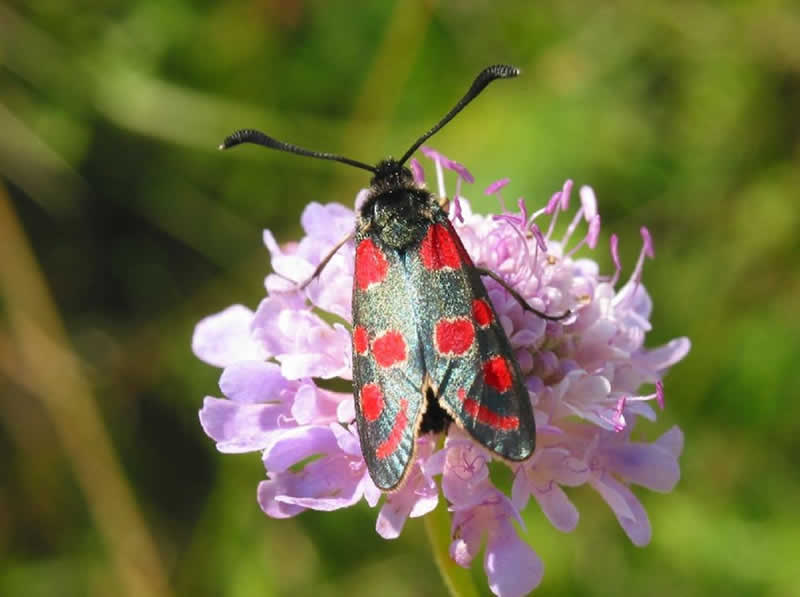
[476,267,570,321]
[297,231,354,290]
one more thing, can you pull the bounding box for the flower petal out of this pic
[199,396,288,453]
[485,527,544,597]
[219,360,291,404]
[655,426,684,458]
[300,202,354,243]
[291,383,348,425]
[637,337,692,373]
[449,508,484,568]
[337,397,355,423]
[533,483,579,532]
[441,437,493,508]
[376,480,435,538]
[376,441,438,538]
[262,425,340,472]
[257,478,306,519]
[590,475,652,546]
[192,305,264,367]
[273,453,366,511]
[604,438,681,492]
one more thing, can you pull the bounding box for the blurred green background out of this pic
[1,1,798,596]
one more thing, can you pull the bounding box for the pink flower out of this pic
[193,149,690,596]
[258,424,381,517]
[376,437,439,539]
[425,431,545,594]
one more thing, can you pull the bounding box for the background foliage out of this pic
[1,1,798,596]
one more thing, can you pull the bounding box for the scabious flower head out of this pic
[193,150,690,596]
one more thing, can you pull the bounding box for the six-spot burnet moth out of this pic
[219,65,568,490]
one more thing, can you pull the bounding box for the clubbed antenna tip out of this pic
[398,64,521,165]
[215,128,375,172]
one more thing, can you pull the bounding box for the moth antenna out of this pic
[398,65,520,166]
[219,128,376,173]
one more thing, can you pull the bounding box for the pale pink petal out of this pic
[262,426,340,472]
[331,423,362,458]
[199,397,288,453]
[441,439,493,508]
[274,454,365,511]
[300,202,354,242]
[257,478,305,519]
[192,305,264,367]
[250,295,305,356]
[219,360,290,404]
[449,509,483,568]
[590,475,652,546]
[337,397,356,423]
[637,337,692,373]
[361,476,382,508]
[291,383,348,425]
[269,254,315,286]
[376,480,434,538]
[604,439,680,492]
[485,528,544,597]
[376,441,438,538]
[533,483,579,532]
[655,426,684,458]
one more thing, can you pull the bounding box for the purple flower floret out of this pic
[193,150,690,596]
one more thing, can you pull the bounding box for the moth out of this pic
[220,65,566,490]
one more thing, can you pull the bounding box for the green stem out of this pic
[424,500,482,597]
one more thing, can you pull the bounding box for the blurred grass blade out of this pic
[0,184,172,597]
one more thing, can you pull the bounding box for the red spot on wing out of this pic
[372,330,407,368]
[472,298,493,328]
[360,383,384,422]
[355,238,389,290]
[457,388,519,431]
[420,223,462,270]
[483,356,513,392]
[353,325,369,355]
[376,398,409,459]
[434,318,475,356]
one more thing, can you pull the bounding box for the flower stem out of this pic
[423,500,481,597]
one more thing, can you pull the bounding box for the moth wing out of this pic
[351,233,425,490]
[411,214,535,461]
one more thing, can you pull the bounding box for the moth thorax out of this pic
[369,189,431,249]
